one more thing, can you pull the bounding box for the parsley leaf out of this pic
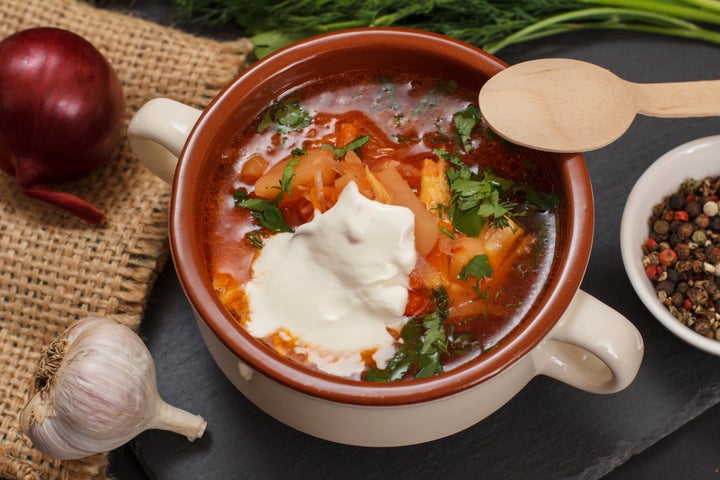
[453,105,482,152]
[279,156,299,196]
[412,79,458,118]
[321,134,371,158]
[246,231,265,249]
[233,189,292,233]
[459,254,493,281]
[437,148,519,235]
[373,74,402,115]
[364,320,420,382]
[365,288,450,382]
[452,209,484,237]
[526,189,560,211]
[257,97,311,134]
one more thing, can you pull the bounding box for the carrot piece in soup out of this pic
[448,220,524,283]
[419,158,450,210]
[422,241,451,289]
[254,148,337,199]
[446,220,528,319]
[374,166,439,256]
[447,234,536,321]
[405,289,434,316]
[309,185,340,212]
[335,150,374,198]
[239,153,269,184]
[336,122,359,147]
[212,273,247,320]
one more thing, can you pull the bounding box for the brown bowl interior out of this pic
[170,28,594,406]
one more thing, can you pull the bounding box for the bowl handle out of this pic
[531,289,643,393]
[127,98,202,184]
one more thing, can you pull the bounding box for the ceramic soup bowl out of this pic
[128,28,643,447]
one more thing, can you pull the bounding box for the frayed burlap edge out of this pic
[0,1,252,479]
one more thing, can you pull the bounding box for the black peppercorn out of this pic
[676,243,691,260]
[677,222,695,240]
[666,268,680,283]
[673,292,686,307]
[706,246,720,264]
[669,193,686,210]
[686,201,702,218]
[695,213,710,229]
[656,280,675,295]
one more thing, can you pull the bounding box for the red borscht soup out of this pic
[201,68,560,382]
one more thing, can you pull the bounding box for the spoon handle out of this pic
[629,79,720,118]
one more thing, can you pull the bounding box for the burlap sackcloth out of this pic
[0,1,253,478]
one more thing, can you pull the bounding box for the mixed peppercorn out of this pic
[643,176,720,340]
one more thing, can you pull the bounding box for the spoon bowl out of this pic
[479,58,720,152]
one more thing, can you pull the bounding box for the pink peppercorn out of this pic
[646,264,663,281]
[658,248,678,267]
[673,210,690,222]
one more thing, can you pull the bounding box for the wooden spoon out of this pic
[478,58,720,153]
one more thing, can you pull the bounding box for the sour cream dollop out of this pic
[245,181,417,378]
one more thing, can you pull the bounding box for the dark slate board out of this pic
[125,24,720,480]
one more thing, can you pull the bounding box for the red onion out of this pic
[0,27,125,224]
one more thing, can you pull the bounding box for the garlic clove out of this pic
[20,316,207,460]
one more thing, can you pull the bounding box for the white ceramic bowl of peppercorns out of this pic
[621,135,720,355]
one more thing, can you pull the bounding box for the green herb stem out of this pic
[483,6,720,53]
[678,0,720,15]
[580,0,720,22]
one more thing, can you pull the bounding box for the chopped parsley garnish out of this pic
[439,225,456,239]
[279,156,299,196]
[233,189,292,233]
[460,254,494,301]
[365,288,450,382]
[257,97,311,134]
[322,134,371,158]
[459,254,492,281]
[372,74,402,115]
[412,79,458,118]
[246,231,265,249]
[526,188,560,212]
[453,105,483,152]
[416,308,449,378]
[233,147,303,235]
[437,148,518,236]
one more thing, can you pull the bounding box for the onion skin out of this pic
[0,27,125,224]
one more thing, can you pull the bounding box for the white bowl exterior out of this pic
[621,135,720,356]
[194,310,536,446]
[193,287,643,446]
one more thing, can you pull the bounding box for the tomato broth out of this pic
[202,68,561,381]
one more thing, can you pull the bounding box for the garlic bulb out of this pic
[20,316,207,460]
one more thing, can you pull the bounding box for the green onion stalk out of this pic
[174,0,720,58]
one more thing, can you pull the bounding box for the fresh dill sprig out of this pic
[173,0,720,58]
